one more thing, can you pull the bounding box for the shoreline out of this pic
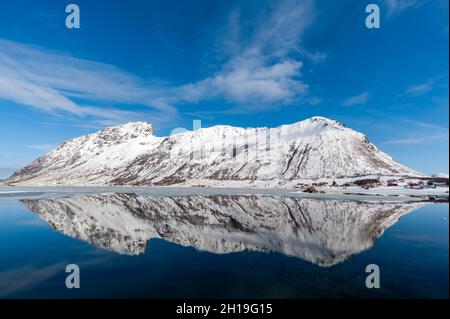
[0,185,448,203]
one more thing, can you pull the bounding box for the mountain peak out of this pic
[97,121,154,138]
[306,116,345,128]
[105,121,153,131]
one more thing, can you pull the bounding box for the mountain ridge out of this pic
[6,116,424,187]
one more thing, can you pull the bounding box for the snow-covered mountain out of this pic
[22,193,424,266]
[7,117,423,186]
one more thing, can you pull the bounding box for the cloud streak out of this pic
[342,91,370,106]
[0,39,178,128]
[382,115,449,145]
[384,0,429,17]
[0,263,64,297]
[402,79,435,97]
[383,133,448,145]
[178,0,316,111]
[180,59,308,105]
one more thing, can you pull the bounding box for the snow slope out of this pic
[7,117,424,187]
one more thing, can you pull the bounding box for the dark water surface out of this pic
[0,192,448,298]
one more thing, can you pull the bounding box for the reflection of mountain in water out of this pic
[22,194,424,267]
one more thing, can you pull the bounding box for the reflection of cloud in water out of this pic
[0,257,113,297]
[22,194,425,267]
[0,263,64,297]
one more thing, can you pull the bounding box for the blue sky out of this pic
[0,0,448,178]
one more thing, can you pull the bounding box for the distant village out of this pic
[393,178,449,190]
[298,176,450,196]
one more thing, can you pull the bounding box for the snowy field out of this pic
[0,185,447,203]
[315,185,449,197]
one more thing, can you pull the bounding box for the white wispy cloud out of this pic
[0,39,178,128]
[383,117,449,145]
[178,0,316,110]
[402,79,435,97]
[384,0,429,17]
[342,91,370,107]
[383,133,448,145]
[180,59,308,105]
[395,118,448,130]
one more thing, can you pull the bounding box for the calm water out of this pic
[0,191,448,299]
